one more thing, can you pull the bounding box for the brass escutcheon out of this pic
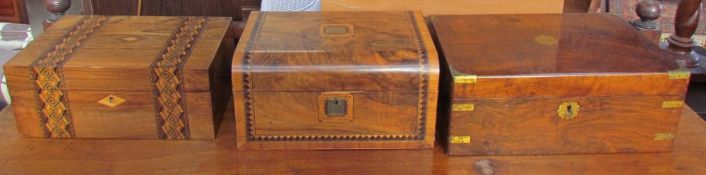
[558,102,580,120]
[320,24,354,36]
[97,95,126,108]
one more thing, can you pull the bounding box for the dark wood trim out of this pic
[0,0,29,24]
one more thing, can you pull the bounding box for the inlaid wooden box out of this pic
[4,16,234,139]
[232,11,439,150]
[430,14,690,155]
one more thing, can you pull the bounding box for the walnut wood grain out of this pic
[452,74,688,99]
[432,14,687,99]
[4,15,234,139]
[447,96,684,155]
[431,14,679,76]
[322,0,565,16]
[0,105,704,174]
[232,11,439,149]
[432,14,690,155]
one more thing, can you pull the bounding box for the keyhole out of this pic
[566,105,573,115]
[108,97,114,104]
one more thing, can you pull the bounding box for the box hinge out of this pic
[454,75,477,84]
[668,69,690,80]
[450,136,471,144]
[450,67,477,84]
[662,101,684,109]
[453,104,475,112]
[654,133,675,141]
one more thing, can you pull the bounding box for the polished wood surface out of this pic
[432,14,687,99]
[0,106,704,174]
[322,0,564,16]
[630,0,662,30]
[449,96,683,155]
[232,11,439,149]
[6,16,231,92]
[431,14,678,76]
[0,0,27,23]
[431,14,690,155]
[4,16,234,139]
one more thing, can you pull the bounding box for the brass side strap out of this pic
[662,101,685,108]
[30,16,110,138]
[668,69,690,80]
[453,104,475,112]
[150,17,208,140]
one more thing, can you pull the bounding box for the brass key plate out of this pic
[318,92,354,122]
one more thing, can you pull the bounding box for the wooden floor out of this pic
[0,105,705,174]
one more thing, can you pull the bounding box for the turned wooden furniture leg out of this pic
[631,0,663,43]
[588,0,605,13]
[664,0,702,68]
[43,0,72,29]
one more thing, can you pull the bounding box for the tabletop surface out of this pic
[0,105,705,174]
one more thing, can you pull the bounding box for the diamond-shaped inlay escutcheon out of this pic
[97,95,126,108]
[121,37,139,42]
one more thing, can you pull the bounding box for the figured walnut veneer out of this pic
[232,11,439,149]
[431,14,690,155]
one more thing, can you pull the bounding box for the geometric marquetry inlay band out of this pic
[29,16,110,138]
[150,17,209,140]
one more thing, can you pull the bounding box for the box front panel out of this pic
[253,92,419,135]
[235,91,436,149]
[10,89,217,139]
[447,96,683,155]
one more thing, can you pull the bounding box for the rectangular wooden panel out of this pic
[9,89,222,139]
[251,92,420,136]
[452,73,689,99]
[446,96,684,155]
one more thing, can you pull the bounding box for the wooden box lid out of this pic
[322,0,565,16]
[4,16,232,92]
[232,11,438,92]
[430,14,689,99]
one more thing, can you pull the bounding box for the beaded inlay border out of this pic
[29,16,110,138]
[242,12,430,141]
[150,17,209,140]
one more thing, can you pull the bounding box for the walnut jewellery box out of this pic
[431,14,690,155]
[4,16,233,139]
[232,11,439,149]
